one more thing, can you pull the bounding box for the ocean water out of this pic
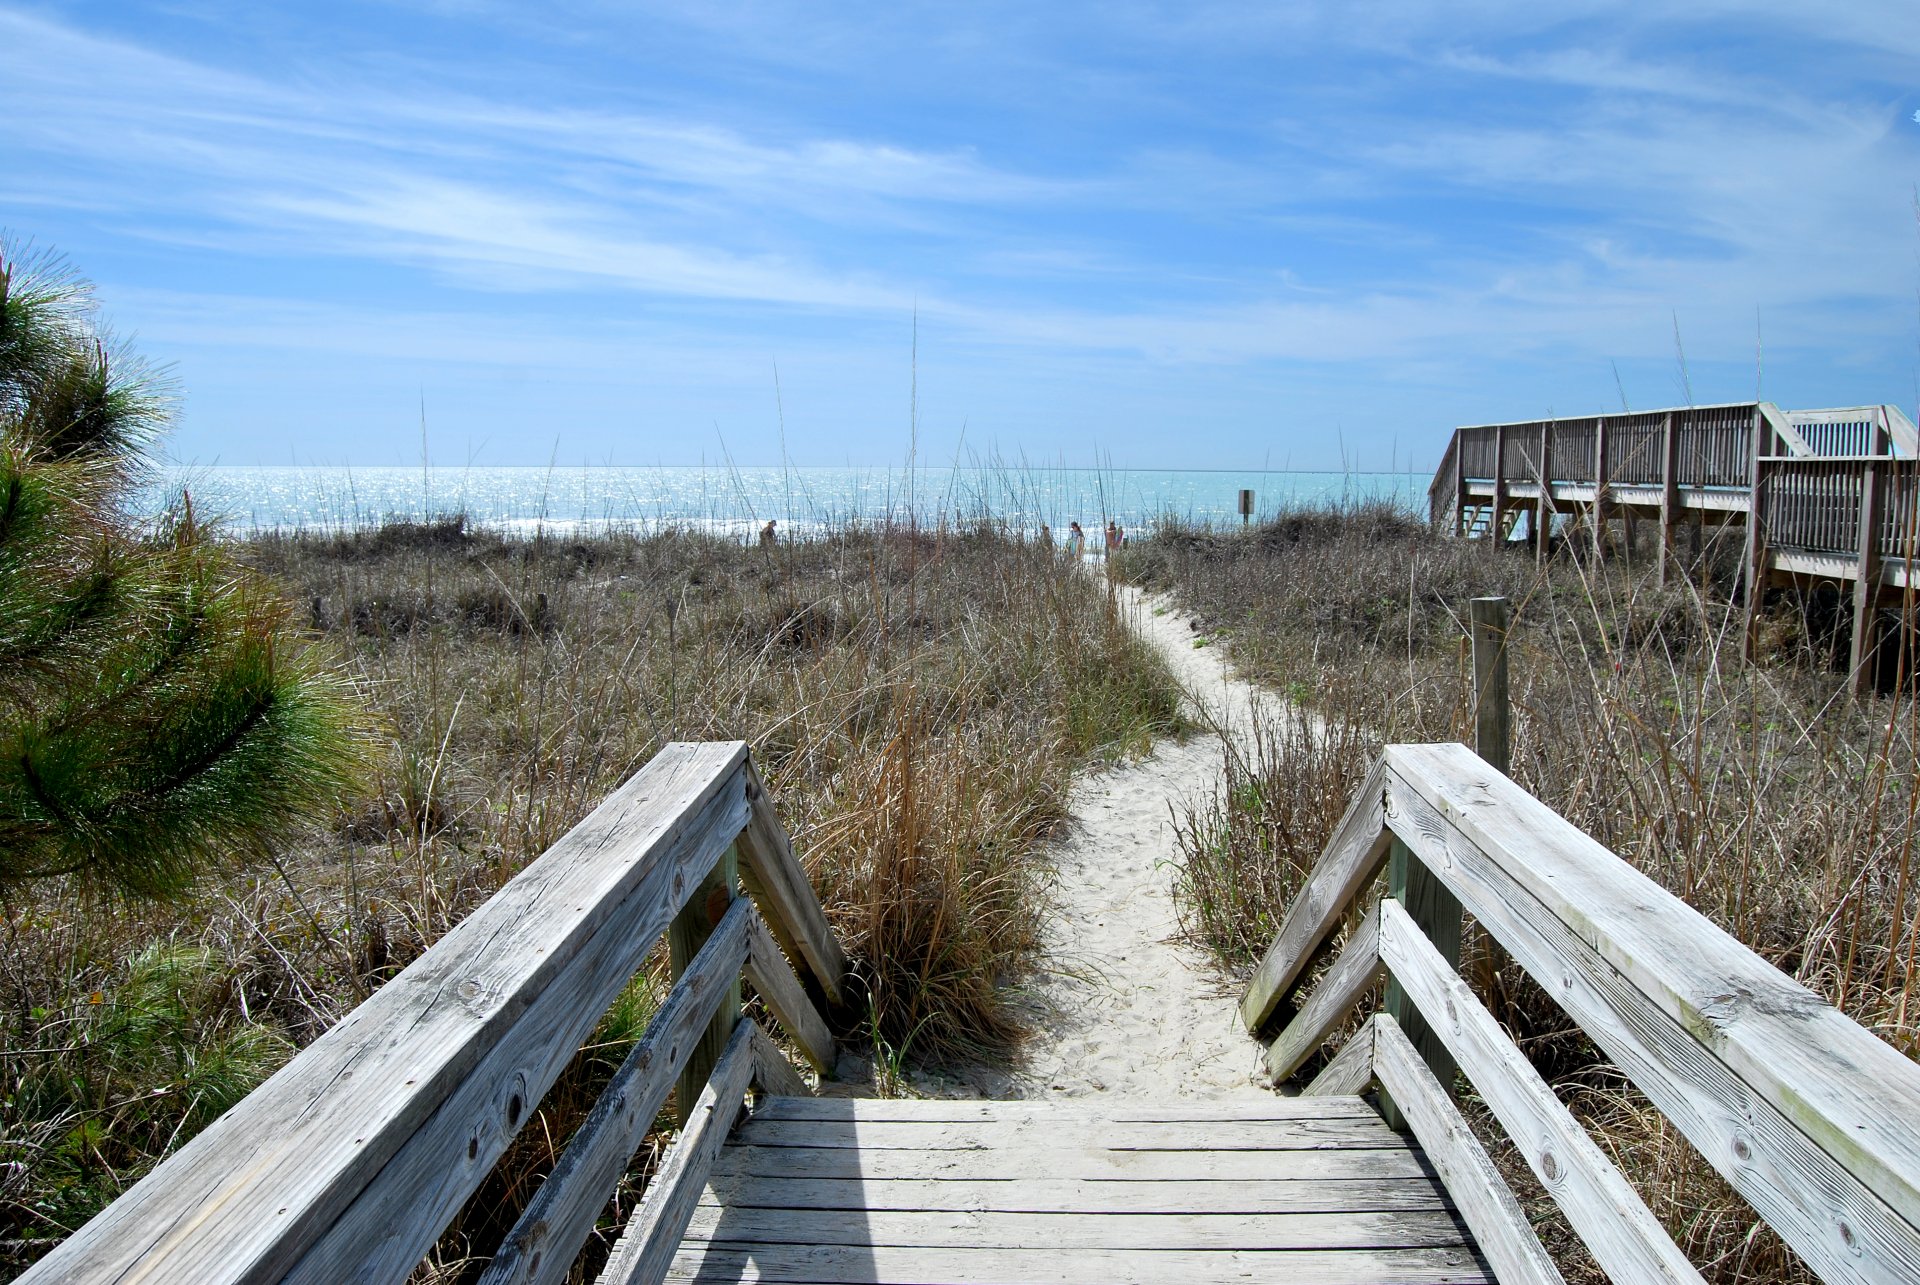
[156,464,1428,538]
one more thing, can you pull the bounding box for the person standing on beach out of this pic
[1104,521,1120,554]
[1065,522,1085,559]
[760,519,777,549]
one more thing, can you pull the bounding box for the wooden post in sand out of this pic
[1470,597,1511,775]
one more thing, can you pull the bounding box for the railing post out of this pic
[1452,436,1467,537]
[1659,412,1679,585]
[670,843,741,1126]
[1535,422,1553,562]
[1851,457,1885,696]
[1383,604,1489,1128]
[1742,409,1769,660]
[1490,423,1508,546]
[1464,596,1515,1038]
[1470,598,1511,775]
[1592,416,1610,562]
[1380,840,1462,1131]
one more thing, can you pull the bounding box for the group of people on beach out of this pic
[1046,520,1124,559]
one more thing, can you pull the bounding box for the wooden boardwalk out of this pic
[26,739,1920,1285]
[1427,400,1919,689]
[666,1097,1489,1284]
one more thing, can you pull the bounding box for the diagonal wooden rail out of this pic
[1242,740,1920,1285]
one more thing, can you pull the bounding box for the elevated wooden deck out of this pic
[666,1097,1488,1284]
[1427,400,1920,689]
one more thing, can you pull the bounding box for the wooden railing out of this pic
[1428,432,1460,528]
[1240,742,1920,1285]
[1435,404,1918,517]
[1755,455,1920,561]
[19,741,845,1285]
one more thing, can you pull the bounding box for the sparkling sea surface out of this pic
[154,465,1428,537]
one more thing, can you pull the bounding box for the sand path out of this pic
[922,581,1285,1100]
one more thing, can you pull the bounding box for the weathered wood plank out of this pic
[747,1028,810,1099]
[746,1096,1380,1122]
[1378,896,1702,1283]
[1851,457,1884,694]
[1239,756,1393,1035]
[735,756,848,1008]
[1305,1016,1378,1097]
[698,1173,1453,1214]
[743,912,835,1075]
[729,1115,1406,1153]
[600,1018,759,1285]
[19,741,750,1285]
[677,1205,1477,1252]
[662,1243,1493,1284]
[711,1141,1437,1183]
[1385,742,1920,1285]
[670,846,740,1127]
[478,898,753,1285]
[1468,597,1510,775]
[1380,835,1460,1130]
[1265,902,1383,1081]
[1372,1012,1565,1285]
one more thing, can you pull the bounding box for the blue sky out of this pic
[3,2,1917,470]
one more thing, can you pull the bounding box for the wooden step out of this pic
[663,1096,1490,1284]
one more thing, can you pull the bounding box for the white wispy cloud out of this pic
[2,1,1914,466]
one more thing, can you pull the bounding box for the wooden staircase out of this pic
[664,1096,1488,1284]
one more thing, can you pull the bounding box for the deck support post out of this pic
[1659,412,1679,585]
[670,843,742,1125]
[1379,839,1462,1131]
[1742,408,1769,660]
[1470,598,1512,775]
[1851,457,1886,696]
[1535,422,1553,562]
[1489,424,1508,548]
[1453,437,1467,537]
[1592,417,1610,562]
[1464,596,1513,1031]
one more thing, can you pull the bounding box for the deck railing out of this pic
[19,741,845,1285]
[1239,741,1920,1285]
[1432,402,1920,691]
